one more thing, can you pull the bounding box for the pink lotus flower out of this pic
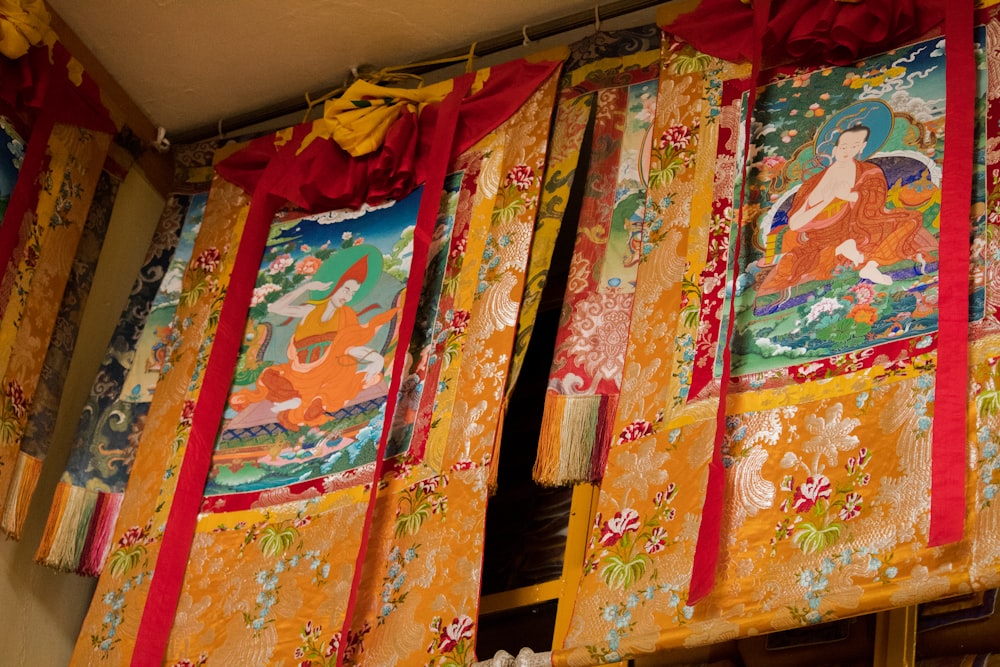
[659,125,691,150]
[268,253,293,274]
[761,155,786,170]
[437,615,474,653]
[599,508,640,547]
[839,492,862,521]
[505,164,534,191]
[295,256,322,275]
[849,282,877,306]
[792,474,832,513]
[193,247,222,273]
[251,282,281,306]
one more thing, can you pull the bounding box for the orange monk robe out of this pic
[758,159,938,295]
[232,303,398,429]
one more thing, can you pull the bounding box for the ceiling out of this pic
[46,0,663,139]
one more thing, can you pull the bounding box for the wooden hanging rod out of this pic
[170,0,669,145]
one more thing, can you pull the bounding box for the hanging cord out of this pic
[151,126,170,153]
[465,40,477,73]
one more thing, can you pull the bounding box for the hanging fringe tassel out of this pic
[78,490,123,576]
[0,452,43,539]
[588,392,619,483]
[35,480,70,565]
[34,481,97,571]
[487,400,507,495]
[534,393,618,486]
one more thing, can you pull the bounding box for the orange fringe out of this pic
[0,452,42,539]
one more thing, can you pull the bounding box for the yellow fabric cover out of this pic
[0,0,52,59]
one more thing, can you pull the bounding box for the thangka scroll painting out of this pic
[72,56,564,666]
[555,9,996,665]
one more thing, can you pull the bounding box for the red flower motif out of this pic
[437,615,474,653]
[792,474,832,513]
[504,164,534,191]
[644,526,667,554]
[617,418,654,446]
[838,492,862,521]
[761,155,786,170]
[5,380,26,419]
[659,125,691,150]
[193,247,222,273]
[449,236,467,260]
[450,310,470,335]
[180,399,196,426]
[295,256,322,275]
[117,525,149,548]
[416,475,442,494]
[599,508,641,547]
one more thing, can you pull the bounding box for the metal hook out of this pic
[522,25,532,46]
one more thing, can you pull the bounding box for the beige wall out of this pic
[0,166,164,666]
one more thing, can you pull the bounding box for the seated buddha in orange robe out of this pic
[230,252,398,431]
[757,125,938,296]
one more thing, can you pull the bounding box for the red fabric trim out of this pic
[928,0,973,547]
[0,43,114,133]
[666,0,943,68]
[215,58,563,211]
[687,0,767,606]
[335,74,475,667]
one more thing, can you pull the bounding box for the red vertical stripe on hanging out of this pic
[131,191,282,666]
[0,108,54,319]
[929,0,974,547]
[687,0,767,605]
[335,73,475,667]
